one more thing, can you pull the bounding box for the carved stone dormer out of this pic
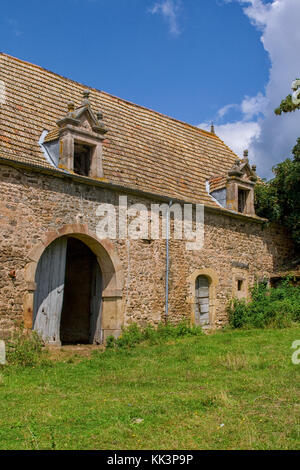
[43,90,107,178]
[226,150,257,215]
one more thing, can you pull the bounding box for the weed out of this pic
[49,426,56,450]
[227,277,300,329]
[223,353,248,370]
[28,426,39,450]
[106,320,203,349]
[6,329,48,367]
[216,390,233,407]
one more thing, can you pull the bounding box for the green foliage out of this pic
[255,138,300,248]
[274,94,300,115]
[105,335,117,349]
[227,278,300,329]
[227,298,250,329]
[106,320,203,349]
[6,329,48,367]
[263,86,300,247]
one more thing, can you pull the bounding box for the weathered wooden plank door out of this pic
[33,238,67,344]
[89,259,103,344]
[195,275,210,327]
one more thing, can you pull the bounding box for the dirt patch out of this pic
[45,344,105,362]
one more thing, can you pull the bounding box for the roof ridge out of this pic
[216,134,242,160]
[0,52,231,143]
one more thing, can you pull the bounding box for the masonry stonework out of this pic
[0,163,293,339]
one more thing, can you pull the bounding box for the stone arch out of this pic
[187,268,218,328]
[23,224,124,342]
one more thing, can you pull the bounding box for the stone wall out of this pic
[0,163,294,338]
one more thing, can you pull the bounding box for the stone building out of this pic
[0,53,294,344]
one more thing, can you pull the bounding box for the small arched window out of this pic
[195,275,210,327]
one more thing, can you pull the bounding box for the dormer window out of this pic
[42,90,107,178]
[208,150,258,217]
[74,142,92,176]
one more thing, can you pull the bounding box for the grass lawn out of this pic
[0,326,299,450]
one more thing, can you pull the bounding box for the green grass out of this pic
[0,326,300,450]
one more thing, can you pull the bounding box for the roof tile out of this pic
[0,53,241,206]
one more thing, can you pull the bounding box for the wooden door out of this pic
[33,238,67,344]
[89,259,103,344]
[195,275,210,327]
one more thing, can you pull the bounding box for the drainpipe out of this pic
[165,200,173,323]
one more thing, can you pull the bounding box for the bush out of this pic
[6,329,48,366]
[227,298,250,329]
[105,335,117,349]
[106,320,203,349]
[115,323,144,349]
[227,277,300,329]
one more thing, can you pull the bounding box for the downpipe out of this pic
[165,200,173,324]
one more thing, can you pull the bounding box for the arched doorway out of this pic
[188,268,218,329]
[24,224,124,344]
[32,236,102,345]
[195,275,209,327]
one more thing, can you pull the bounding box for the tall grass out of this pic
[106,320,204,349]
[5,329,49,366]
[227,277,300,329]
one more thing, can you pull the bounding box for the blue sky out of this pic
[1,0,300,176]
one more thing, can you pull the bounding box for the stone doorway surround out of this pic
[23,224,124,343]
[187,268,219,328]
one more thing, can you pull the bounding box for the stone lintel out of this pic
[231,261,249,270]
[226,176,255,188]
[58,125,106,142]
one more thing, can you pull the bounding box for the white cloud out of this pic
[217,103,239,119]
[237,0,272,29]
[199,120,261,159]
[205,0,300,178]
[198,91,267,160]
[149,0,181,36]
[241,92,268,120]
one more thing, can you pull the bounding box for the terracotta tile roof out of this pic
[209,175,227,192]
[43,128,60,143]
[0,53,242,206]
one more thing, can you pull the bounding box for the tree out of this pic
[274,94,300,115]
[274,79,300,115]
[254,83,300,250]
[255,139,300,248]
